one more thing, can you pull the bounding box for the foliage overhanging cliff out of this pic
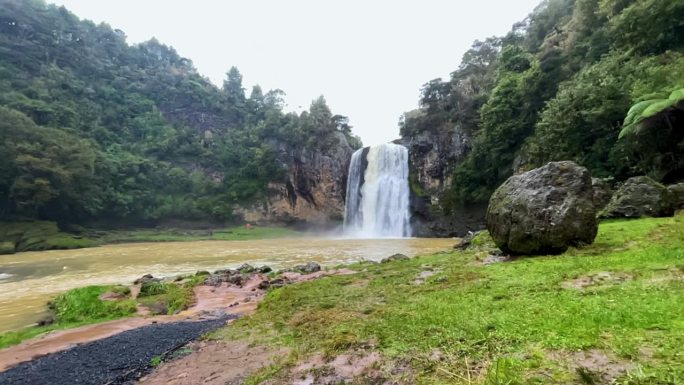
[401,0,684,212]
[0,0,362,225]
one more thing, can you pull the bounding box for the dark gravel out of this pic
[0,316,234,385]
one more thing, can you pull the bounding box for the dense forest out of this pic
[401,0,684,210]
[0,0,361,225]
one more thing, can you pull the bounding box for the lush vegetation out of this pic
[0,220,96,253]
[214,215,684,384]
[0,0,361,226]
[0,220,299,253]
[97,225,300,243]
[0,284,136,349]
[401,0,684,208]
[0,274,208,349]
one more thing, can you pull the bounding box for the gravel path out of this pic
[0,316,234,385]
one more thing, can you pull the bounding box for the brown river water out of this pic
[0,237,454,334]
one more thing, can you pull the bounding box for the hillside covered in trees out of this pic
[0,0,361,226]
[401,0,684,211]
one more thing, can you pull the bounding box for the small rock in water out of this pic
[37,315,55,326]
[294,262,321,274]
[381,253,409,263]
[133,274,159,285]
[237,263,255,273]
[256,265,272,273]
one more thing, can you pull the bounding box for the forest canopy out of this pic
[0,0,361,224]
[401,0,684,208]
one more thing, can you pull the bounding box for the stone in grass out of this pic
[486,161,598,255]
[381,253,410,263]
[600,176,675,218]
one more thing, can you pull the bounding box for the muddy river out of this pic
[0,237,454,333]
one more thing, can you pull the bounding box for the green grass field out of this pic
[214,216,684,384]
[0,221,301,253]
[97,225,300,243]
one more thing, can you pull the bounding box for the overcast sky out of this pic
[48,0,541,145]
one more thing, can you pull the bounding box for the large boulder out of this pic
[486,161,598,255]
[667,183,684,210]
[592,178,614,211]
[600,176,675,218]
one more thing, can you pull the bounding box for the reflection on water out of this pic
[0,237,454,333]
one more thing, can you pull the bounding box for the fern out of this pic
[619,88,684,139]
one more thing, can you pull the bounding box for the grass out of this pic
[0,221,97,253]
[0,222,300,253]
[0,275,209,349]
[96,225,300,243]
[0,285,137,349]
[137,278,200,315]
[212,216,684,384]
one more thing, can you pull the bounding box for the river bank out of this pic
[1,216,682,384]
[0,265,356,384]
[0,221,302,255]
[0,237,454,334]
[147,215,682,384]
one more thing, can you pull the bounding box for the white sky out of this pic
[48,0,541,146]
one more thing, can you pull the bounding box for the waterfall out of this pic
[343,143,411,237]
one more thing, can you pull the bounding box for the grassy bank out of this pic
[0,285,137,349]
[213,216,684,384]
[0,222,300,253]
[0,221,98,254]
[0,275,206,349]
[96,225,300,243]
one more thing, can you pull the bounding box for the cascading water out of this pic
[344,143,411,237]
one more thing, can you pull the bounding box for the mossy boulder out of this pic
[600,176,675,218]
[0,241,15,255]
[486,161,598,255]
[592,178,614,211]
[667,183,684,210]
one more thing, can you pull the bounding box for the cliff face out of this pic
[235,133,354,228]
[398,129,486,237]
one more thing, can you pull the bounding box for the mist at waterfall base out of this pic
[343,143,412,238]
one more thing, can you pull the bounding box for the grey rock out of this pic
[600,176,675,218]
[133,274,159,285]
[667,183,684,210]
[396,129,486,237]
[237,263,255,273]
[486,161,598,255]
[381,253,410,263]
[592,178,614,211]
[293,262,321,274]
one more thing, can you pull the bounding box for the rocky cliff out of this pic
[398,129,486,237]
[235,132,354,228]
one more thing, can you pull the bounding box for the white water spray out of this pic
[344,143,411,237]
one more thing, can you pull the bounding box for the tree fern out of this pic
[619,88,684,139]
